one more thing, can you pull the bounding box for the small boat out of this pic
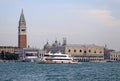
[37,52,78,64]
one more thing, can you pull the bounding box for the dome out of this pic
[52,40,60,47]
[44,42,51,50]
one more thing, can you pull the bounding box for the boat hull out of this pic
[38,61,78,64]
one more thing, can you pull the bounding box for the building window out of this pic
[80,50,82,53]
[21,29,26,32]
[74,49,76,53]
[118,55,120,58]
[84,50,86,54]
[89,50,91,53]
[94,51,96,53]
[68,49,71,53]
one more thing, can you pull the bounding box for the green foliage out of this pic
[0,51,19,60]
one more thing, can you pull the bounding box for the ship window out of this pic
[74,49,76,53]
[51,55,67,57]
[68,49,71,52]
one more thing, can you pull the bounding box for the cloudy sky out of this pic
[0,0,120,50]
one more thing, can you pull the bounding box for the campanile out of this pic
[18,9,27,48]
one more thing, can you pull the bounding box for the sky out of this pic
[0,0,120,50]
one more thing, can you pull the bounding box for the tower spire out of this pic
[19,9,26,23]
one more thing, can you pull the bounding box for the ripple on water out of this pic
[0,62,120,81]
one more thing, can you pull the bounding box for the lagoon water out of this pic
[0,62,120,81]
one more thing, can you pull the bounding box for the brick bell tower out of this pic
[18,9,27,48]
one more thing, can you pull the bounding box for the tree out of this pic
[1,51,5,60]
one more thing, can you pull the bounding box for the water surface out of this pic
[0,62,120,81]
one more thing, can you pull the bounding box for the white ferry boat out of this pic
[38,52,78,64]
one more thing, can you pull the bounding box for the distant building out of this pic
[0,46,19,54]
[44,38,67,53]
[62,38,67,46]
[104,48,115,60]
[64,44,105,62]
[19,48,39,61]
[110,51,120,61]
[43,39,105,62]
[18,9,27,48]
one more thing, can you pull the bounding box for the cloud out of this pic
[86,9,120,27]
